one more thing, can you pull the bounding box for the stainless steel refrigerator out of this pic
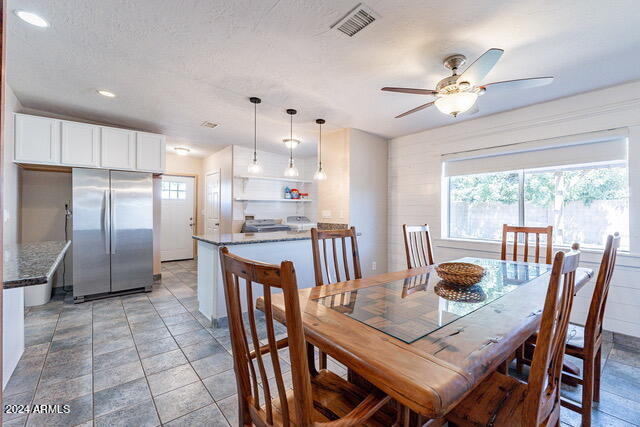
[72,168,153,302]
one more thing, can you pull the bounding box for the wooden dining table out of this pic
[257,256,593,419]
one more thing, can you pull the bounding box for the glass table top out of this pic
[314,257,551,343]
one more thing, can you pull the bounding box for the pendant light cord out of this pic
[289,114,293,164]
[318,122,322,168]
[253,102,257,162]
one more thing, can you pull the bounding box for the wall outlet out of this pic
[322,210,332,219]
[372,261,377,271]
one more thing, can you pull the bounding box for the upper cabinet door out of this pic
[14,114,60,164]
[136,132,166,172]
[61,121,100,167]
[101,127,135,169]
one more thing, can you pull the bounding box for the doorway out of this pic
[205,171,221,233]
[161,175,196,261]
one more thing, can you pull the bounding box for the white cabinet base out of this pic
[196,239,315,326]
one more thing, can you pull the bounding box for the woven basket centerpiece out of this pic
[435,262,485,287]
[435,282,487,303]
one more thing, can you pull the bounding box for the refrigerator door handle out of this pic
[111,189,117,254]
[103,190,110,254]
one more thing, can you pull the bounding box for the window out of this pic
[162,181,186,200]
[447,162,629,249]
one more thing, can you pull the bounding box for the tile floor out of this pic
[3,259,640,426]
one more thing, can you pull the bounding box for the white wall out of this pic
[4,86,22,245]
[3,86,24,388]
[388,79,640,337]
[20,170,72,287]
[233,145,316,231]
[349,129,388,276]
[317,129,350,224]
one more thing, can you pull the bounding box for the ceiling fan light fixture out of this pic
[435,92,478,117]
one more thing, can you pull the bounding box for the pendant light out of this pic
[283,109,299,177]
[247,97,263,174]
[313,119,327,180]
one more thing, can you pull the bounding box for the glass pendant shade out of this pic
[284,160,299,177]
[247,158,262,174]
[313,167,327,181]
[434,92,478,116]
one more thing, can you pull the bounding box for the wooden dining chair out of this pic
[519,233,620,427]
[310,227,362,370]
[445,244,581,427]
[501,224,554,264]
[219,247,394,426]
[402,224,435,269]
[310,227,362,286]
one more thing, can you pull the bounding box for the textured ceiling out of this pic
[7,0,640,157]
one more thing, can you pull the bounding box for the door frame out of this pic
[204,169,221,234]
[161,173,198,260]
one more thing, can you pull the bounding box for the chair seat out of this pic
[265,369,396,426]
[528,323,587,357]
[446,371,528,427]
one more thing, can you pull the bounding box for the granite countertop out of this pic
[193,231,311,246]
[3,241,71,289]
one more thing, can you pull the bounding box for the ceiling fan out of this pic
[382,48,553,118]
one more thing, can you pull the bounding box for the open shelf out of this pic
[234,197,312,202]
[234,175,313,184]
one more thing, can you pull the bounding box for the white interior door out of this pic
[205,171,220,233]
[161,175,195,261]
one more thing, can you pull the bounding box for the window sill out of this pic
[434,237,640,267]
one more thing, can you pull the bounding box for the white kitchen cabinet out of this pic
[14,114,60,164]
[136,132,166,172]
[14,113,165,173]
[61,121,100,167]
[101,127,135,169]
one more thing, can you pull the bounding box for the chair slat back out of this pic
[402,224,435,269]
[310,227,362,286]
[220,247,313,427]
[585,233,620,350]
[525,243,581,425]
[501,224,553,264]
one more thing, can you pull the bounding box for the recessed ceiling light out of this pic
[14,10,49,28]
[97,90,116,98]
[174,147,190,156]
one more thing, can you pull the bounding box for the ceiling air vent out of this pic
[200,121,218,129]
[332,3,379,37]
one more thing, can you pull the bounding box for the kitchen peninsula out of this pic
[193,231,316,326]
[3,240,71,387]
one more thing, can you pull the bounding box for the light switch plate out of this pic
[322,210,331,219]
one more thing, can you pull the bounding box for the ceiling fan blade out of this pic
[481,76,554,91]
[395,101,435,118]
[382,87,437,95]
[457,48,504,85]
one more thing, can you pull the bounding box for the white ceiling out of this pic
[7,0,640,157]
